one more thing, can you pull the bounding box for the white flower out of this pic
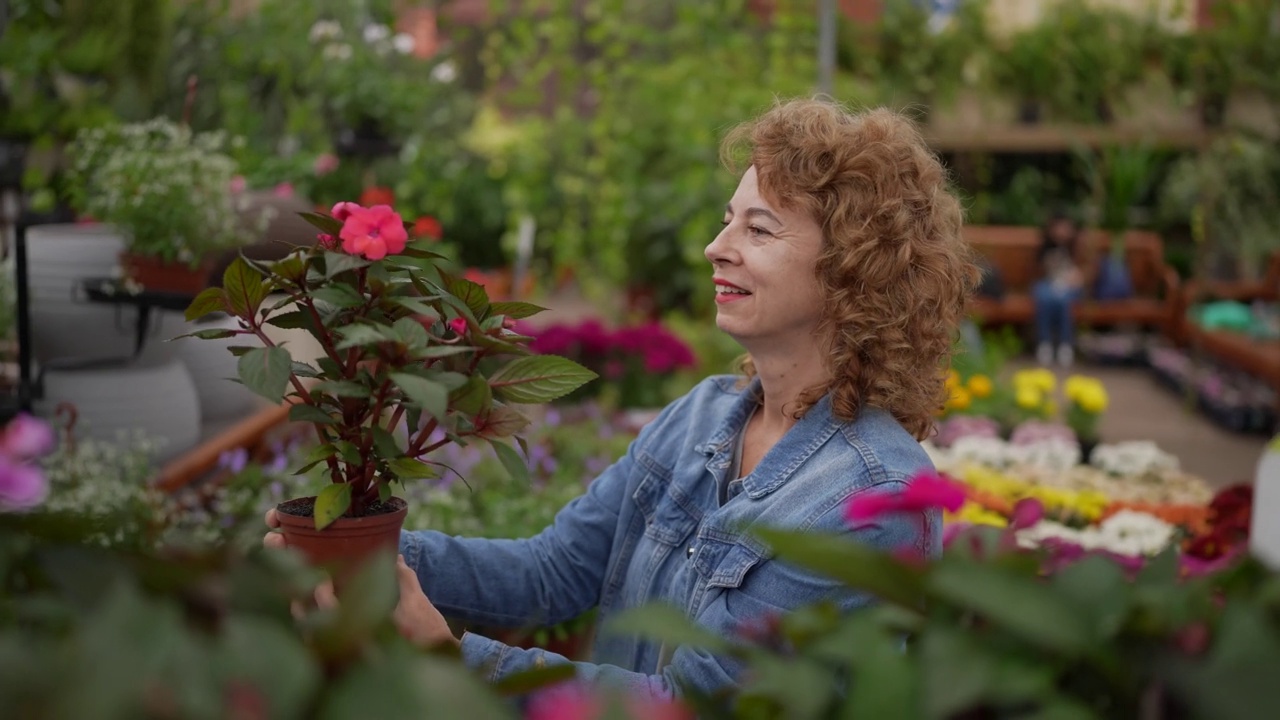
[1091,441,1179,477]
[363,23,391,44]
[430,60,457,83]
[392,32,416,55]
[1017,510,1175,557]
[323,43,353,61]
[309,20,342,43]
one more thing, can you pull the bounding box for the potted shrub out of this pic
[65,118,264,294]
[180,201,595,579]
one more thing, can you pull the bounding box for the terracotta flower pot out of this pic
[119,252,215,295]
[275,496,409,582]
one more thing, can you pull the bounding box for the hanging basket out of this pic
[119,252,215,295]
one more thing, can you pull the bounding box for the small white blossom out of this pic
[362,23,391,44]
[430,60,457,83]
[309,20,342,43]
[392,33,416,55]
[323,43,353,61]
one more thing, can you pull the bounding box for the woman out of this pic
[267,98,978,699]
[1032,212,1085,367]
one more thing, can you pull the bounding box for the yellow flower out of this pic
[945,369,960,390]
[1064,374,1091,402]
[947,386,972,411]
[967,374,993,398]
[947,502,1008,528]
[1076,384,1109,414]
[1015,385,1042,410]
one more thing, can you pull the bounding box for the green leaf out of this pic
[184,287,228,321]
[928,560,1092,657]
[370,427,401,459]
[480,405,529,438]
[265,310,313,331]
[331,441,363,466]
[377,483,392,503]
[312,380,371,399]
[322,251,370,280]
[268,252,309,283]
[390,373,449,422]
[441,273,490,318]
[485,438,528,484]
[488,355,598,404]
[218,617,322,720]
[390,296,440,319]
[419,345,472,360]
[1049,555,1131,640]
[606,604,731,654]
[289,404,336,425]
[313,484,352,530]
[492,665,577,696]
[223,256,269,319]
[312,284,365,309]
[292,444,337,475]
[172,328,241,341]
[226,345,257,357]
[385,457,440,481]
[489,301,547,320]
[291,361,321,378]
[450,375,493,417]
[334,323,392,350]
[755,529,927,610]
[237,347,292,403]
[391,316,430,349]
[400,240,448,260]
[427,370,469,391]
[298,211,343,235]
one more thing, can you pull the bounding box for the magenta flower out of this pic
[1009,498,1044,531]
[339,204,408,260]
[448,318,467,336]
[844,470,967,523]
[526,683,600,720]
[0,457,47,511]
[1,413,54,459]
[271,182,294,199]
[313,153,340,176]
[330,201,362,222]
[317,233,337,250]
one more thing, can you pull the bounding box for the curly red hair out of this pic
[723,98,978,440]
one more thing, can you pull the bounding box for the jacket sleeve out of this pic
[398,444,633,629]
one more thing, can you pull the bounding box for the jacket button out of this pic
[686,546,695,558]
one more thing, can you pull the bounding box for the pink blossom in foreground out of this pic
[525,684,600,720]
[330,201,362,222]
[317,233,337,250]
[844,470,967,523]
[339,204,408,260]
[0,458,47,511]
[1,413,54,459]
[1008,498,1044,531]
[448,318,468,336]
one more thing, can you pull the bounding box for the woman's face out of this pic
[704,166,826,351]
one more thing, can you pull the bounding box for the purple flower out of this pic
[1,413,55,460]
[218,448,249,474]
[269,481,284,498]
[934,416,1000,448]
[544,407,562,427]
[0,457,47,511]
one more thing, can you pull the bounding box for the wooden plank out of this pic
[153,403,293,492]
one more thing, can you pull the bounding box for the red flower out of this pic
[330,201,362,222]
[339,205,408,260]
[316,233,337,250]
[412,215,443,240]
[448,318,467,336]
[359,185,395,207]
[844,470,967,523]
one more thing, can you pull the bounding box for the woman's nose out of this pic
[705,225,734,265]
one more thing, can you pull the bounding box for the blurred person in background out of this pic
[1032,210,1084,367]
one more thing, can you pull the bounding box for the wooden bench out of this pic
[965,226,1181,333]
[154,402,293,492]
[1176,250,1280,406]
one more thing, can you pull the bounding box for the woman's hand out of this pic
[392,554,460,650]
[263,508,286,549]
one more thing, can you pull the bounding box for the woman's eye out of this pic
[748,225,770,237]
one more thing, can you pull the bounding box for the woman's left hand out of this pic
[392,554,460,650]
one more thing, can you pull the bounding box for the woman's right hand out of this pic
[263,509,286,550]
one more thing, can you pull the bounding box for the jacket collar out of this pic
[696,376,841,501]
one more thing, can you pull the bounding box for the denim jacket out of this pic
[399,375,939,700]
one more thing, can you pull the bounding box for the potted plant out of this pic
[65,118,263,294]
[1064,373,1109,461]
[179,201,595,578]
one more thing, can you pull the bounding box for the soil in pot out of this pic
[275,496,408,584]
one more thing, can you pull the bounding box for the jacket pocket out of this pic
[691,538,764,589]
[632,469,698,547]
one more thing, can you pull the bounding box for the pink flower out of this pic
[317,233,337,250]
[844,470,967,523]
[448,318,467,336]
[313,153,340,176]
[526,684,600,720]
[229,175,247,194]
[0,458,47,511]
[339,205,408,260]
[1,414,54,459]
[1009,498,1044,531]
[271,182,294,199]
[330,201,363,222]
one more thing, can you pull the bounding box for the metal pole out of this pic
[817,0,837,96]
